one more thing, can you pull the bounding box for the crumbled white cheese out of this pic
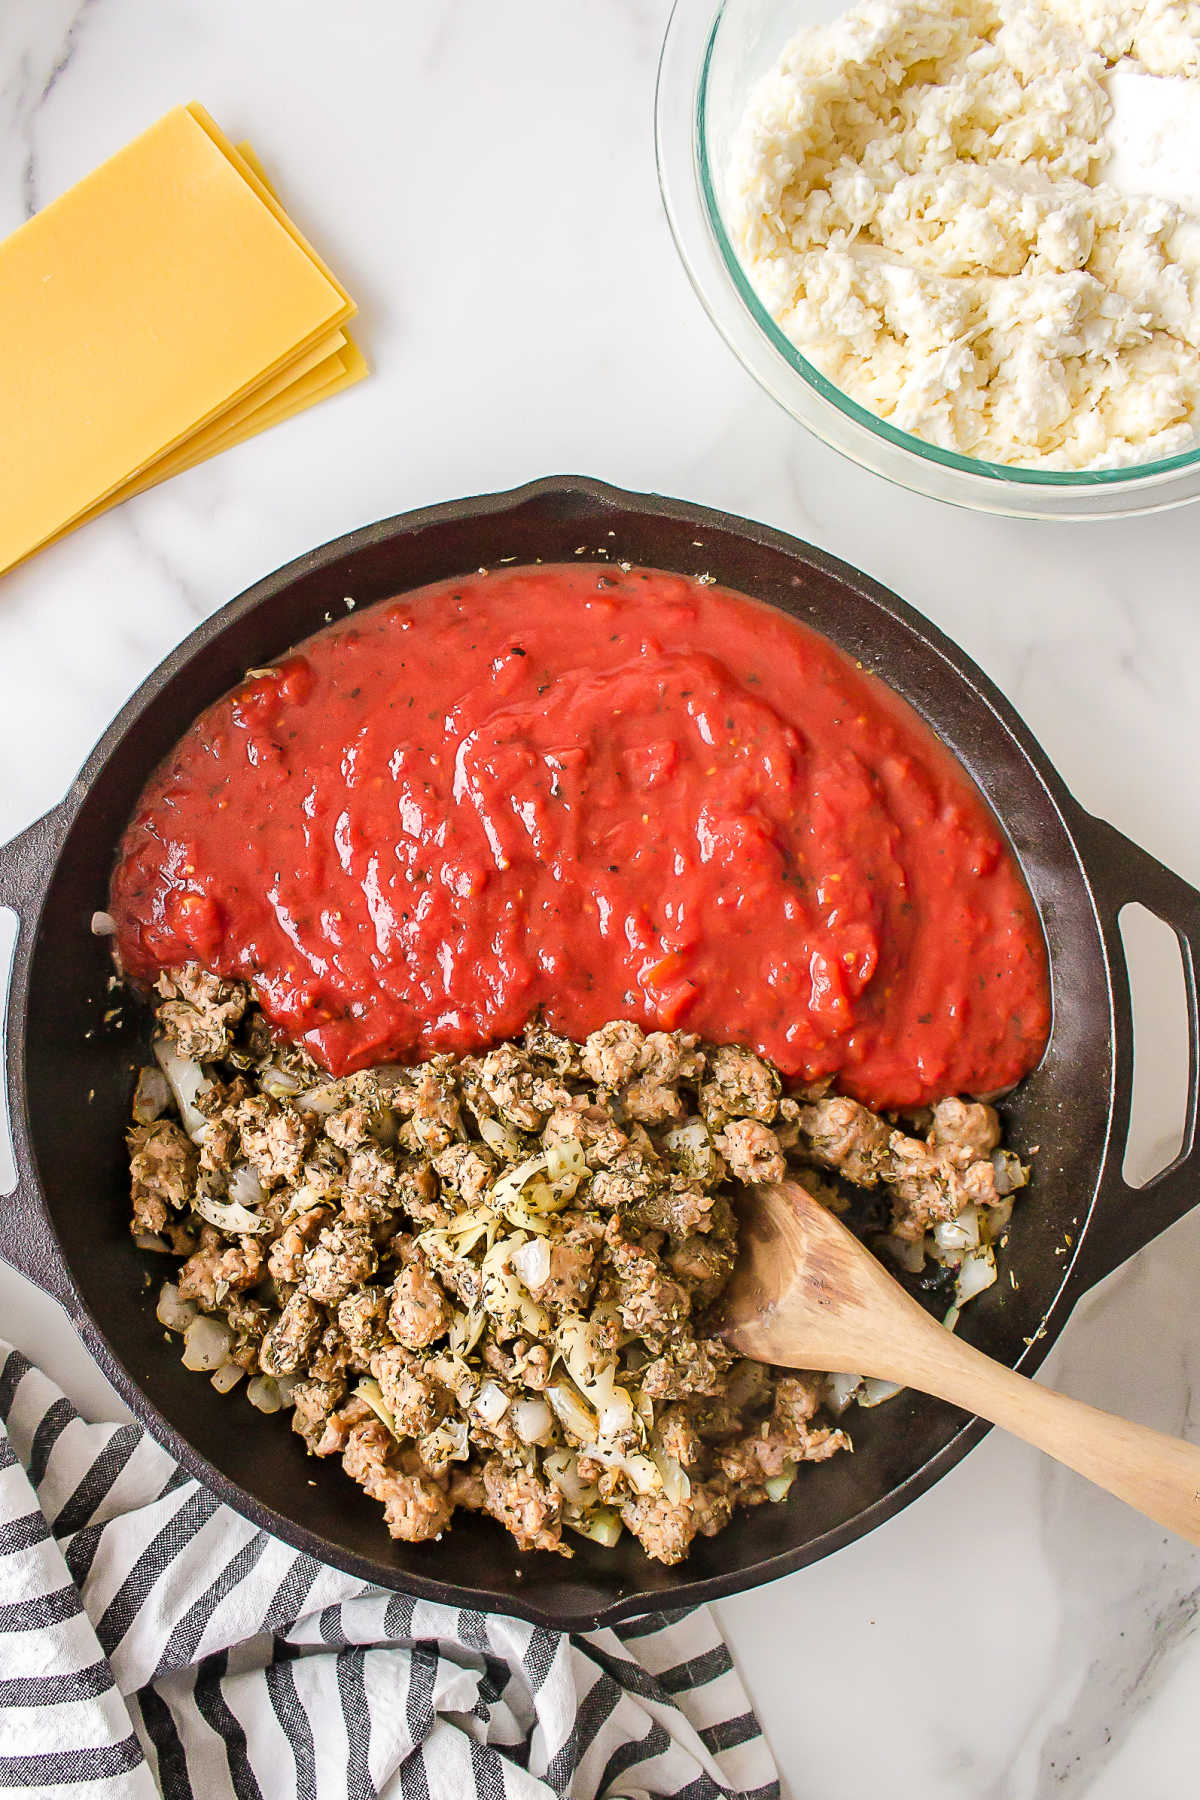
[1101,59,1200,210]
[727,0,1200,469]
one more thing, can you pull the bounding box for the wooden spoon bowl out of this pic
[722,1180,1200,1545]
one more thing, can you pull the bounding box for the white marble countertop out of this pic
[3,3,1200,1795]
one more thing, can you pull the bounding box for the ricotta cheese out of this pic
[1101,59,1200,210]
[726,0,1200,469]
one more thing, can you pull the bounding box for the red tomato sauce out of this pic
[110,564,1050,1108]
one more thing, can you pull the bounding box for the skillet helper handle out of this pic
[1073,807,1200,1286]
[0,807,77,1308]
[898,1322,1200,1546]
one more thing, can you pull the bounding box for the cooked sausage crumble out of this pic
[129,966,1028,1564]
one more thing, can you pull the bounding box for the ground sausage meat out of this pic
[387,1262,451,1350]
[153,966,247,1062]
[130,978,1030,1562]
[716,1119,787,1185]
[302,1222,378,1306]
[482,1458,564,1555]
[128,1120,196,1235]
[258,1292,323,1377]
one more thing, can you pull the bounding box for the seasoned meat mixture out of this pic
[129,968,1028,1564]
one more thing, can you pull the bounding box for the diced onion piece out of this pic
[544,1136,588,1197]
[153,1038,212,1140]
[295,1080,348,1116]
[488,1144,574,1225]
[858,1377,903,1408]
[247,1375,282,1414]
[90,910,117,936]
[943,1302,961,1334]
[650,1445,691,1505]
[440,1216,492,1258]
[874,1232,927,1275]
[476,1380,511,1426]
[228,1164,267,1210]
[132,1066,172,1124]
[518,1179,567,1218]
[449,1308,487,1358]
[557,1315,606,1388]
[593,1388,633,1439]
[275,1375,299,1408]
[510,1235,552,1290]
[764,1463,797,1503]
[546,1380,599,1444]
[545,1136,587,1178]
[431,1352,477,1408]
[543,1449,599,1505]
[156,1282,198,1333]
[823,1371,863,1416]
[491,1153,550,1207]
[955,1243,997,1306]
[211,1362,244,1394]
[623,1452,661,1496]
[443,1205,493,1239]
[575,1439,620,1470]
[283,1184,324,1216]
[421,1417,470,1466]
[260,1065,304,1099]
[503,1199,557,1237]
[472,1222,501,1259]
[992,1150,1028,1197]
[566,1506,622,1548]
[543,1137,586,1180]
[558,1315,633,1439]
[981,1198,1014,1242]
[598,1398,635,1441]
[355,1376,400,1438]
[662,1120,710,1162]
[193,1191,269,1236]
[134,1232,168,1252]
[479,1114,523,1159]
[934,1206,980,1254]
[182,1315,232,1371]
[480,1236,551,1339]
[513,1397,554,1446]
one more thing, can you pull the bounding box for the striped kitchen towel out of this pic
[0,1342,779,1798]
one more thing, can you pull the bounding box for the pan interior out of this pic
[19,486,1112,1620]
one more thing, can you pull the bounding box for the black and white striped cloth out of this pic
[0,1341,780,1798]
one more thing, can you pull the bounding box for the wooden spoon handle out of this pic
[895,1324,1200,1545]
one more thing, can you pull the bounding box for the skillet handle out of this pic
[1072,808,1200,1288]
[0,808,78,1311]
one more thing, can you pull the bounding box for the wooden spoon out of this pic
[721,1179,1200,1545]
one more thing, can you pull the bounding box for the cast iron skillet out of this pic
[2,477,1199,1630]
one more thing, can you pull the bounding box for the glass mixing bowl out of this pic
[655,0,1200,519]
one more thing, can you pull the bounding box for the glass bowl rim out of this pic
[695,0,1200,492]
